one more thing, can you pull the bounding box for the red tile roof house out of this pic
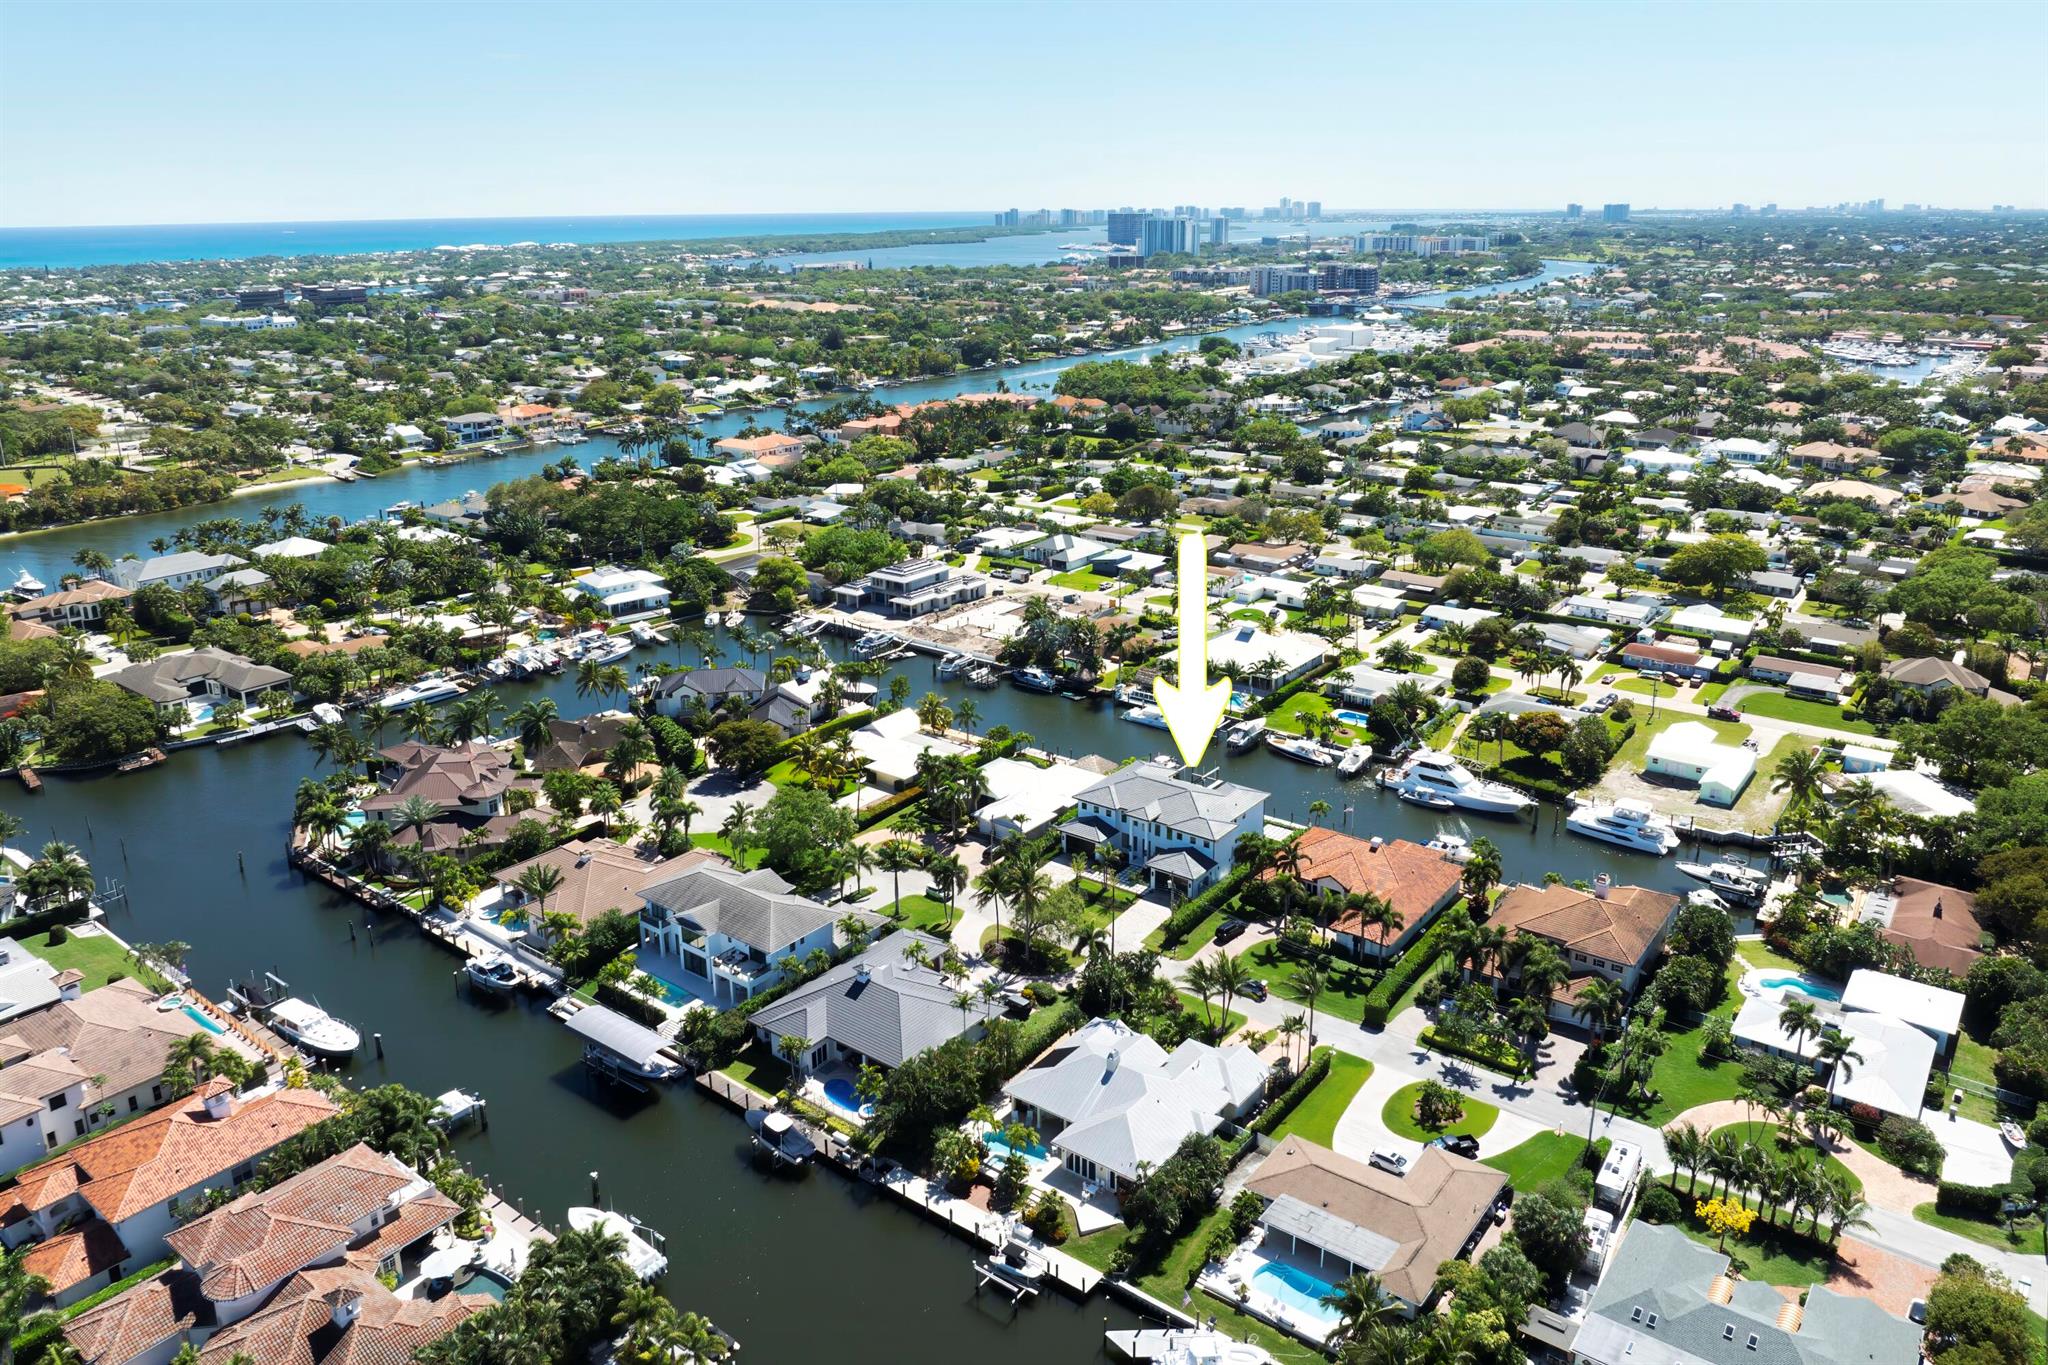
[711,432,807,465]
[0,1079,337,1307]
[1867,877,1985,977]
[1486,881,1682,1024]
[1274,829,1465,962]
[1619,641,1716,681]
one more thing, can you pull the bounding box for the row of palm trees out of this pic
[1661,1121,1871,1245]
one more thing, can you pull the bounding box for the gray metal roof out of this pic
[1261,1193,1398,1273]
[746,931,970,1069]
[1073,762,1266,842]
[563,1004,669,1067]
[639,864,837,954]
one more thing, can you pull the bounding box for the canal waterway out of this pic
[0,260,1597,583]
[2,598,1728,1362]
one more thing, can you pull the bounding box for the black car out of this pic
[1440,1133,1481,1159]
[1240,979,1269,1002]
[1213,917,1248,945]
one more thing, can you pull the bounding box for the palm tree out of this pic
[515,862,565,921]
[401,701,439,742]
[777,1033,812,1084]
[1184,957,1221,1032]
[444,693,498,744]
[1663,1121,1706,1193]
[1320,1271,1402,1353]
[21,841,93,911]
[872,838,924,916]
[1460,836,1503,907]
[509,697,560,755]
[1279,1013,1307,1071]
[1772,747,1829,830]
[1308,798,1331,826]
[587,782,624,834]
[1572,977,1627,1042]
[389,795,445,852]
[1297,963,1326,1050]
[1817,1029,1863,1106]
[1209,951,1253,1034]
[1778,997,1822,1069]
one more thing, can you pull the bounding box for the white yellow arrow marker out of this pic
[1154,531,1231,769]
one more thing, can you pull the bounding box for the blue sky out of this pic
[3,0,2043,227]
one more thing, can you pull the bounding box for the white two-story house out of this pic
[1057,761,1268,898]
[636,864,845,1006]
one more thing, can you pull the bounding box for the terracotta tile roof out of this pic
[1278,830,1464,940]
[492,838,714,927]
[63,1268,211,1364]
[1878,877,1984,976]
[342,1188,462,1270]
[198,1264,488,1365]
[361,743,514,811]
[23,1217,131,1295]
[166,1143,431,1302]
[1490,882,1681,968]
[0,977,228,1106]
[1,1080,338,1229]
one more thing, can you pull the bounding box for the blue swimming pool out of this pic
[982,1130,1049,1166]
[1251,1261,1342,1326]
[182,1004,227,1035]
[822,1077,873,1118]
[1331,709,1373,729]
[1761,974,1842,1002]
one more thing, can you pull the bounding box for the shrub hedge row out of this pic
[1360,917,1455,1027]
[1935,1181,2007,1218]
[1419,1025,1531,1078]
[1157,859,1260,948]
[1252,1048,1333,1136]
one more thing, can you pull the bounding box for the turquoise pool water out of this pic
[1331,709,1373,728]
[822,1077,874,1117]
[182,1004,226,1034]
[453,1266,513,1301]
[982,1130,1049,1166]
[1251,1261,1342,1326]
[1761,974,1842,1002]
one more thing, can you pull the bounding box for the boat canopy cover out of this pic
[564,1003,670,1066]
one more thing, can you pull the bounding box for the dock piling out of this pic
[373,1032,384,1059]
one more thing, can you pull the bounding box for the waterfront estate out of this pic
[1058,761,1267,896]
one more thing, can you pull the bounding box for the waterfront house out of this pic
[1204,624,1327,692]
[636,863,848,1006]
[747,931,980,1077]
[492,839,714,932]
[419,491,490,529]
[571,565,671,619]
[1858,876,1983,976]
[0,1080,338,1308]
[829,558,989,619]
[1001,1017,1268,1195]
[1841,969,1965,1057]
[0,935,62,1027]
[0,977,259,1175]
[848,707,975,790]
[442,412,503,445]
[1643,721,1755,806]
[361,742,525,858]
[111,551,247,593]
[104,648,292,715]
[1330,664,1448,710]
[647,666,768,720]
[712,432,806,465]
[1057,761,1267,898]
[524,712,634,774]
[1281,830,1464,962]
[973,756,1102,841]
[1488,880,1682,1023]
[1572,1222,1922,1365]
[1233,1135,1505,1317]
[7,580,133,632]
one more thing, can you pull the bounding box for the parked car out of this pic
[1240,979,1269,1002]
[1368,1149,1410,1176]
[1434,1133,1481,1158]
[1213,917,1249,945]
[1707,704,1741,721]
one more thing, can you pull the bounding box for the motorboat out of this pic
[1105,1328,1278,1365]
[1567,799,1680,855]
[1224,716,1267,751]
[432,1088,487,1129]
[852,630,893,657]
[2002,1121,2028,1149]
[1336,743,1373,778]
[465,952,521,995]
[1113,681,1153,706]
[1011,665,1060,693]
[1382,751,1533,815]
[583,636,633,664]
[966,664,1000,689]
[936,653,970,680]
[1265,732,1334,766]
[1676,860,1769,902]
[566,1207,668,1280]
[986,1222,1048,1286]
[1398,787,1455,810]
[1425,833,1474,863]
[264,997,362,1060]
[1123,703,1170,730]
[309,702,345,727]
[9,568,46,599]
[629,622,663,646]
[377,675,462,708]
[723,610,746,628]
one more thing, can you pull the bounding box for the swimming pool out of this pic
[1760,974,1842,1002]
[1251,1260,1342,1327]
[452,1266,514,1302]
[822,1077,874,1118]
[183,1004,227,1035]
[1331,709,1373,729]
[982,1130,1050,1167]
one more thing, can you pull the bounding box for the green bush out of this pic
[1157,860,1259,948]
[1359,917,1455,1027]
[1878,1115,1946,1178]
[1637,1182,1683,1224]
[1253,1048,1333,1136]
[1419,1024,1530,1077]
[1936,1181,2007,1218]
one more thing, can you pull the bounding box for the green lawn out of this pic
[26,930,171,993]
[1266,1052,1373,1147]
[689,833,767,870]
[1735,941,1801,971]
[1666,1206,1835,1286]
[1705,1122,1862,1198]
[720,1039,791,1096]
[1047,569,1116,591]
[1913,1203,2046,1256]
[1731,690,1877,736]
[882,894,956,936]
[1634,964,1747,1123]
[1240,939,1380,1024]
[1263,690,1335,737]
[1177,991,1246,1041]
[0,463,76,489]
[1148,908,1230,960]
[1381,1081,1500,1141]
[1697,681,1731,705]
[1615,711,1752,770]
[1484,1135,1607,1192]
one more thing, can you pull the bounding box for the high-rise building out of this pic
[1249,265,1317,297]
[1306,201,1322,219]
[995,208,1020,227]
[1565,203,1583,220]
[1279,197,1291,215]
[1731,203,1749,216]
[1602,203,1630,222]
[1206,218,1229,247]
[1315,263,1378,294]
[1138,216,1210,258]
[1761,203,1777,216]
[1105,211,1148,247]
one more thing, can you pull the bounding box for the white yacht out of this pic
[1336,743,1373,778]
[9,568,46,599]
[1383,751,1533,815]
[1106,1328,1278,1365]
[1011,665,1059,693]
[377,675,462,709]
[265,998,361,1060]
[1676,860,1769,901]
[1122,703,1170,731]
[583,636,634,664]
[1224,716,1266,751]
[1567,798,1679,855]
[566,1207,668,1280]
[1264,732,1334,766]
[1425,833,1474,863]
[986,1222,1048,1286]
[464,952,520,995]
[936,653,970,680]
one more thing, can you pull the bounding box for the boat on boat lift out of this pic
[1224,716,1267,751]
[1675,859,1769,901]
[566,1207,668,1280]
[1336,743,1373,778]
[464,952,521,995]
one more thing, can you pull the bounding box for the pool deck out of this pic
[1198,1237,1342,1348]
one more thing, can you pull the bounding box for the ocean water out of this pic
[0,212,1007,270]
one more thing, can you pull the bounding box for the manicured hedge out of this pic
[1935,1181,2006,1218]
[1252,1048,1333,1136]
[769,708,876,766]
[1360,917,1454,1027]
[998,1000,1083,1079]
[1419,1025,1531,1078]
[854,785,923,831]
[1244,658,1341,720]
[1157,859,1260,948]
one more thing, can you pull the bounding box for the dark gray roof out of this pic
[104,647,291,704]
[746,932,970,1069]
[563,1003,669,1067]
[639,864,838,953]
[652,667,766,701]
[1074,762,1265,842]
